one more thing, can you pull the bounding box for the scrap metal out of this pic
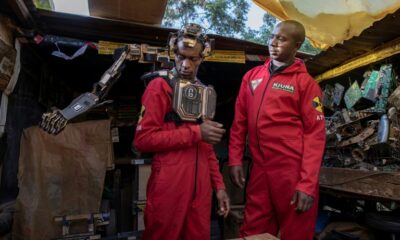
[323,63,400,172]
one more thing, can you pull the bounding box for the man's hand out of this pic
[200,119,225,145]
[216,189,230,218]
[230,165,245,189]
[291,190,314,213]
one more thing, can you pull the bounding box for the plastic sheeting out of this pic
[12,120,113,240]
[253,0,400,49]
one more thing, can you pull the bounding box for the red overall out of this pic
[229,58,326,240]
[134,77,225,240]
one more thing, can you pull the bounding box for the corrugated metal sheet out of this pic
[2,1,313,58]
[35,9,274,55]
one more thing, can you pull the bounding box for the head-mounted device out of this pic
[168,23,214,57]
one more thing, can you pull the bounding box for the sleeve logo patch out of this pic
[312,96,323,113]
[250,78,263,91]
[271,82,295,93]
[138,105,145,123]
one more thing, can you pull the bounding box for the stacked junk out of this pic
[323,64,400,171]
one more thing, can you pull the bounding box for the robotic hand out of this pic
[39,44,170,135]
[40,93,98,135]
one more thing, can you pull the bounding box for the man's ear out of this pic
[295,41,303,50]
[200,54,205,62]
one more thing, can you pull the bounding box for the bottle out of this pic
[378,114,389,143]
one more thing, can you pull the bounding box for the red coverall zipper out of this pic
[255,73,274,155]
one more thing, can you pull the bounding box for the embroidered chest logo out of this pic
[312,96,323,113]
[271,82,295,93]
[250,78,263,91]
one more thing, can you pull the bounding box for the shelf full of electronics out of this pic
[321,63,400,172]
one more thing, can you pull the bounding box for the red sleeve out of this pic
[295,76,326,198]
[228,72,250,166]
[207,145,225,190]
[133,78,202,153]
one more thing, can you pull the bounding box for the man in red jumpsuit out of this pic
[229,20,326,240]
[134,25,230,240]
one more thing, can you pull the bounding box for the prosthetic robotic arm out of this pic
[40,23,216,135]
[39,44,169,135]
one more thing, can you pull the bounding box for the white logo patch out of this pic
[271,82,295,93]
[250,78,263,91]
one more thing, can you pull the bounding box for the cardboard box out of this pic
[88,0,168,25]
[224,206,279,239]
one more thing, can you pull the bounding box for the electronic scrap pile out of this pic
[323,64,400,171]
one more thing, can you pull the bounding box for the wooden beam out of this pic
[7,0,35,28]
